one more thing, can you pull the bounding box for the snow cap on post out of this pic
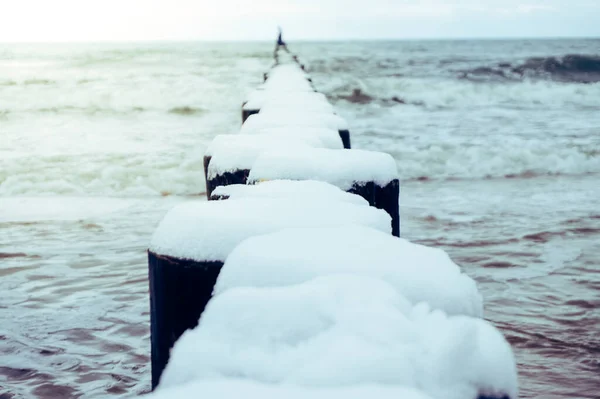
[159,274,517,399]
[242,112,349,132]
[149,199,392,262]
[238,126,343,150]
[248,148,398,190]
[211,180,369,206]
[216,225,482,317]
[206,135,320,179]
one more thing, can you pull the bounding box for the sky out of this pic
[0,0,599,42]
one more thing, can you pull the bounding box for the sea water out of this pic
[1,39,599,398]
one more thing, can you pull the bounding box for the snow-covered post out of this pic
[148,225,517,399]
[202,155,210,193]
[215,225,484,318]
[338,129,351,149]
[248,148,401,237]
[376,178,400,237]
[204,134,327,199]
[244,109,351,150]
[209,180,370,205]
[148,252,222,390]
[241,101,260,123]
[147,199,391,389]
[243,66,353,147]
[239,125,344,150]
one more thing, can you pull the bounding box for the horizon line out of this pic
[1,35,599,45]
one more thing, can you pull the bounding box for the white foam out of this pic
[364,76,600,110]
[216,225,482,317]
[248,147,398,190]
[0,197,133,222]
[384,132,600,181]
[3,43,599,198]
[159,275,517,399]
[211,180,369,206]
[149,199,391,261]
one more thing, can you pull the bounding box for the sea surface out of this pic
[1,39,599,398]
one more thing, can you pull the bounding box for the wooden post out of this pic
[375,179,400,237]
[338,129,351,149]
[148,252,223,389]
[206,169,250,200]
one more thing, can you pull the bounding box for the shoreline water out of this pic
[1,39,599,398]
[2,174,598,398]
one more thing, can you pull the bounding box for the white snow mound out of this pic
[216,225,482,317]
[149,199,391,261]
[159,275,517,399]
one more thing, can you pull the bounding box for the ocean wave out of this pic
[458,54,600,84]
[70,48,172,67]
[168,106,206,116]
[0,106,138,116]
[1,137,598,196]
[0,79,56,86]
[374,136,600,181]
[76,78,100,85]
[0,106,207,117]
[333,87,425,107]
[326,77,600,110]
[0,152,208,197]
[23,79,56,86]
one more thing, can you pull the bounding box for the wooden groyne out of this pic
[145,47,517,399]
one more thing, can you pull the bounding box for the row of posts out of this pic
[148,52,401,389]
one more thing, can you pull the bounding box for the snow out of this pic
[205,134,321,157]
[158,275,517,399]
[248,147,398,190]
[259,79,313,92]
[243,92,332,112]
[146,60,517,399]
[242,112,349,132]
[211,180,369,206]
[264,65,312,88]
[267,63,309,77]
[239,126,343,149]
[147,379,433,399]
[215,225,482,317]
[259,102,335,116]
[262,76,313,92]
[205,135,319,179]
[149,199,391,261]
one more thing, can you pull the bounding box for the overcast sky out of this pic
[1,0,599,42]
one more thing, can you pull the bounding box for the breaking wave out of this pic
[459,54,600,84]
[1,138,598,196]
[386,142,600,182]
[327,76,600,110]
[0,152,208,197]
[0,79,56,86]
[0,106,207,117]
[2,41,599,196]
[168,106,206,116]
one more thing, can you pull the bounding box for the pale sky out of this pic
[1,0,599,42]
